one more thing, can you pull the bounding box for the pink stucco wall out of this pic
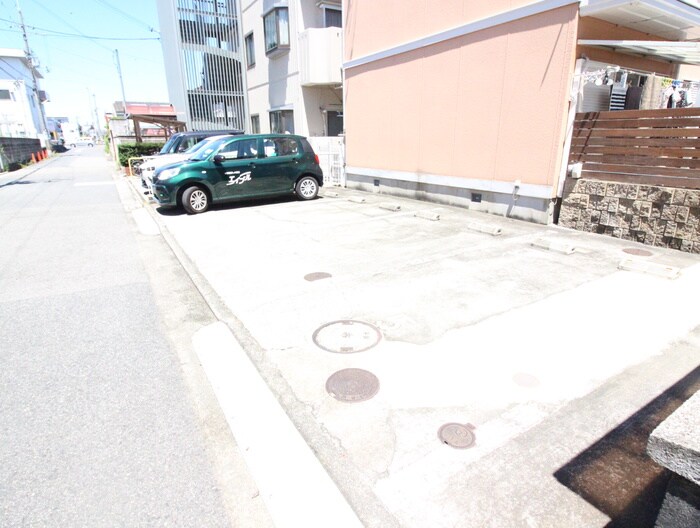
[344,3,579,191]
[344,1,544,62]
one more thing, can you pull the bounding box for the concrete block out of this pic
[378,202,401,212]
[648,390,700,486]
[654,476,700,528]
[618,259,680,279]
[531,238,576,254]
[348,196,366,204]
[414,211,441,221]
[466,222,503,236]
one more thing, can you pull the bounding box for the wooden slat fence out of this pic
[569,107,700,190]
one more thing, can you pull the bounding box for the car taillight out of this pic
[314,154,320,165]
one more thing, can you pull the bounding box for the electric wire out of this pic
[0,16,159,41]
[94,0,159,34]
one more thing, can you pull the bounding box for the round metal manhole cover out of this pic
[623,248,653,257]
[312,320,382,353]
[438,423,476,449]
[326,368,380,403]
[304,272,332,282]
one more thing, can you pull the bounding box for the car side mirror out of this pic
[213,154,225,164]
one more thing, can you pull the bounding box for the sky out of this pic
[0,0,169,126]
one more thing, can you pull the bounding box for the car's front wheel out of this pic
[182,186,209,214]
[295,176,319,200]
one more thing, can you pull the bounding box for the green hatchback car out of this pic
[151,134,324,214]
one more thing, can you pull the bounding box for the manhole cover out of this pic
[623,248,653,257]
[438,423,476,449]
[312,320,382,353]
[305,272,332,281]
[326,368,380,403]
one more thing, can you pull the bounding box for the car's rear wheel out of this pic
[295,176,319,200]
[182,186,209,214]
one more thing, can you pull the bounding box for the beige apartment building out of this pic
[241,0,343,137]
[342,0,700,223]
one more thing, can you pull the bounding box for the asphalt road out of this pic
[0,148,271,527]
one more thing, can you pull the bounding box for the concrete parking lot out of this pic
[130,179,699,528]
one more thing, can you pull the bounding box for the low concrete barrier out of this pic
[647,390,700,527]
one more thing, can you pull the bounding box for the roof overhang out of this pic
[579,0,700,40]
[578,39,700,65]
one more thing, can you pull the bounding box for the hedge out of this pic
[117,142,164,167]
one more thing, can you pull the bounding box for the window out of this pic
[245,32,255,68]
[251,114,260,134]
[263,7,289,55]
[219,138,259,160]
[263,137,299,158]
[0,89,11,100]
[269,110,294,134]
[324,8,341,28]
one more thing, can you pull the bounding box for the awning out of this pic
[578,39,700,65]
[579,0,700,41]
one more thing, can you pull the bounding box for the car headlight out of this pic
[157,167,180,181]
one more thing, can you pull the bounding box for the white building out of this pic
[156,0,343,137]
[241,0,342,137]
[0,48,48,142]
[157,0,249,131]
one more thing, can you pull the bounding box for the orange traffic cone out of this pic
[31,153,36,163]
[44,148,48,158]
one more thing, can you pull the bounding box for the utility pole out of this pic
[16,0,50,145]
[113,49,127,117]
[92,93,101,137]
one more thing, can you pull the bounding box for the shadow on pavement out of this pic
[554,366,700,528]
[155,194,321,216]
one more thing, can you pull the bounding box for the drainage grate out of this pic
[438,423,476,449]
[623,248,653,257]
[326,368,380,403]
[305,272,332,282]
[312,320,382,353]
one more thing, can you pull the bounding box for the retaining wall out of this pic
[559,178,700,254]
[0,137,42,171]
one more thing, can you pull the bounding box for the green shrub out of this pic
[117,142,164,167]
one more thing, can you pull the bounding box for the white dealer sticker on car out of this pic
[226,171,252,186]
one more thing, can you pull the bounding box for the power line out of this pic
[0,16,160,40]
[24,0,113,52]
[94,0,159,34]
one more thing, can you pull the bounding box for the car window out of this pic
[262,137,299,157]
[218,138,258,160]
[160,135,180,154]
[178,136,201,152]
[189,137,231,161]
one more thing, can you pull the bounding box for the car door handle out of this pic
[248,163,256,168]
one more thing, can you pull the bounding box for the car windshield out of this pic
[159,135,179,154]
[183,135,232,157]
[189,137,232,161]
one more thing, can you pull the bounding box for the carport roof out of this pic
[578,39,700,65]
[579,0,700,41]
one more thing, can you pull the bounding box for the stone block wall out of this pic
[0,137,42,171]
[559,179,700,254]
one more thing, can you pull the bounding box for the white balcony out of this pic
[298,27,342,87]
